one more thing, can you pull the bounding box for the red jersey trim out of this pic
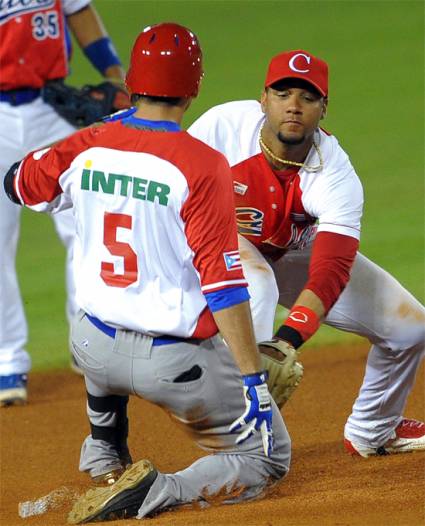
[319,126,332,136]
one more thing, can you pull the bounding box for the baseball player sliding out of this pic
[188,50,425,457]
[4,23,291,523]
[0,0,128,406]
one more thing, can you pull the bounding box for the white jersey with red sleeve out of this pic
[14,117,247,338]
[0,0,90,90]
[188,100,364,254]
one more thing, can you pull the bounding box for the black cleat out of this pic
[68,460,157,524]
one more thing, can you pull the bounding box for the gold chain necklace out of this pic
[259,127,324,173]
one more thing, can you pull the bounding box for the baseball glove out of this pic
[259,339,304,408]
[42,80,131,128]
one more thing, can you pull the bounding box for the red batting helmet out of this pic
[126,23,203,98]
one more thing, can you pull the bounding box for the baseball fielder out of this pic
[4,24,291,522]
[0,0,126,406]
[188,50,425,457]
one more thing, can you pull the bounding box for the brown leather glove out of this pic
[43,79,131,128]
[259,339,304,408]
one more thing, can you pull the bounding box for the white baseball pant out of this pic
[238,235,425,448]
[0,97,77,375]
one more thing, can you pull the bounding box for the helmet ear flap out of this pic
[126,23,203,98]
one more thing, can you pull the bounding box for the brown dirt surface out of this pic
[1,342,424,526]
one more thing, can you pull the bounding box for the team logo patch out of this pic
[284,224,317,250]
[0,0,55,25]
[288,311,308,323]
[236,207,264,236]
[223,250,242,271]
[233,180,248,195]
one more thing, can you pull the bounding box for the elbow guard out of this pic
[3,161,22,205]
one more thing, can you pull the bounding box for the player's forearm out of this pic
[67,5,124,80]
[291,289,325,319]
[275,232,359,348]
[274,289,323,349]
[304,231,359,312]
[67,5,107,48]
[212,302,262,375]
[103,65,126,83]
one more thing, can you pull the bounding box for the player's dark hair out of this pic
[131,94,183,106]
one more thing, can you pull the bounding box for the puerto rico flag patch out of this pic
[223,250,242,271]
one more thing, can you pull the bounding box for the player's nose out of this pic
[285,94,303,114]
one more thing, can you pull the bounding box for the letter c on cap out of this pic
[289,53,311,73]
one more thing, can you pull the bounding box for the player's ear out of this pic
[260,89,268,113]
[320,98,328,120]
[182,97,193,111]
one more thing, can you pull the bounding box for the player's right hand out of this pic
[229,371,274,457]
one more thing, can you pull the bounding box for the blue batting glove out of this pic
[229,371,274,457]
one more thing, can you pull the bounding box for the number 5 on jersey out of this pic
[101,213,138,288]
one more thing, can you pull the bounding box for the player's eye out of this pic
[302,92,319,102]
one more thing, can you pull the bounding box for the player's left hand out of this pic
[230,371,274,457]
[42,80,131,128]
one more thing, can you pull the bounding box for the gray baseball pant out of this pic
[71,311,291,517]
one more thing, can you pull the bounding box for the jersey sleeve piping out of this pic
[317,222,361,239]
[201,279,248,293]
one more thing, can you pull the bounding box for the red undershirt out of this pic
[305,231,359,313]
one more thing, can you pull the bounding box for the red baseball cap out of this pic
[264,50,328,97]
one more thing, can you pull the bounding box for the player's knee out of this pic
[388,323,425,350]
[248,271,279,341]
[247,265,279,310]
[266,405,291,478]
[267,442,291,482]
[382,302,425,350]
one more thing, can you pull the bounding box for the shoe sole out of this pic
[68,459,157,524]
[91,467,126,486]
[386,438,425,454]
[0,388,27,407]
[344,438,425,457]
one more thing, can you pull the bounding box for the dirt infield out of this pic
[1,342,424,526]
